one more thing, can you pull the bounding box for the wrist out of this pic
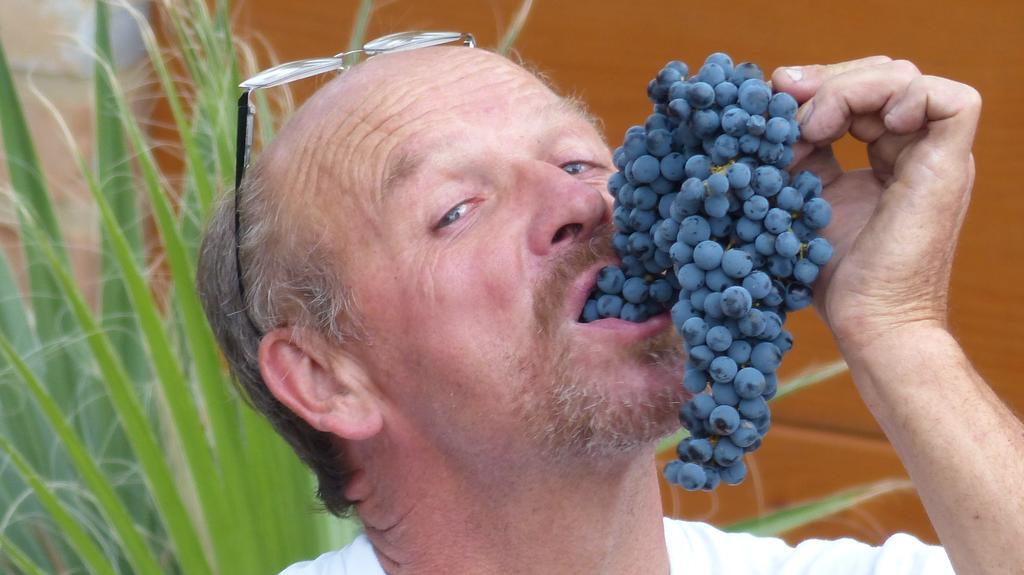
[837,322,963,404]
[832,317,950,365]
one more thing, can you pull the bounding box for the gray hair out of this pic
[196,159,363,516]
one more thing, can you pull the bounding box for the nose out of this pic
[524,164,612,257]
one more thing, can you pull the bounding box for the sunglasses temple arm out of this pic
[235,91,254,190]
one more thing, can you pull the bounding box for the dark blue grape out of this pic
[646,128,673,157]
[764,117,790,144]
[620,302,648,322]
[692,109,721,138]
[763,208,791,235]
[803,197,832,229]
[709,356,738,383]
[738,308,767,337]
[706,325,733,352]
[719,460,747,485]
[671,241,695,266]
[703,292,724,320]
[785,283,813,310]
[709,405,741,435]
[712,380,740,406]
[734,367,766,399]
[735,217,762,243]
[686,81,716,109]
[720,285,753,318]
[730,420,760,448]
[742,195,769,220]
[776,186,804,212]
[768,92,798,120]
[660,152,686,181]
[688,345,715,371]
[682,316,709,346]
[752,166,783,197]
[596,266,625,294]
[686,438,715,463]
[668,97,692,121]
[721,249,753,279]
[677,462,707,490]
[739,396,768,420]
[704,268,734,292]
[596,294,623,318]
[794,259,820,284]
[622,277,649,304]
[714,81,739,107]
[742,271,772,299]
[708,215,733,238]
[627,231,655,259]
[739,133,760,155]
[629,208,657,232]
[631,155,661,183]
[693,240,724,270]
[714,437,744,466]
[751,342,782,372]
[807,237,833,266]
[754,232,776,256]
[775,231,801,258]
[582,299,599,322]
[721,107,750,137]
[704,193,730,218]
[683,368,709,393]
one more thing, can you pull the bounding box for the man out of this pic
[197,43,1023,574]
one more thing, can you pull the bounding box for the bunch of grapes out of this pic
[579,53,834,490]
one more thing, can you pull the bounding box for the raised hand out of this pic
[771,56,981,352]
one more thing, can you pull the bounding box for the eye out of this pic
[561,161,588,175]
[436,200,472,229]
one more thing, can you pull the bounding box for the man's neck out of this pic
[350,436,671,575]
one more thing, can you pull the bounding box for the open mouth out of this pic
[570,262,674,328]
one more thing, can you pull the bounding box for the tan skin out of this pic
[257,48,1022,574]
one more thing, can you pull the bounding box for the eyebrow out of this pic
[379,147,424,207]
[377,96,603,206]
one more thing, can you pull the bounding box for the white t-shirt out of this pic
[279,517,953,574]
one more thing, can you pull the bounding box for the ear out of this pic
[258,327,383,441]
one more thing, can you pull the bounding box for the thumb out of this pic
[770,56,895,104]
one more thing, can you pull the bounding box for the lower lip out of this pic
[575,310,673,342]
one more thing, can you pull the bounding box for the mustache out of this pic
[533,222,619,331]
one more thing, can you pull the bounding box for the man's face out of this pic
[294,48,686,465]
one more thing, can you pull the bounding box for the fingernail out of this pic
[783,67,804,82]
[797,101,815,126]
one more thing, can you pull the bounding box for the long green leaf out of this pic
[0,334,164,575]
[95,0,147,381]
[498,0,534,55]
[0,437,116,575]
[772,359,848,402]
[345,0,375,65]
[0,247,49,470]
[13,219,213,575]
[0,533,49,575]
[724,479,912,536]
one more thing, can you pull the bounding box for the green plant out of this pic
[0,1,909,572]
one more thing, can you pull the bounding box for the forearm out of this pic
[841,325,1024,574]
